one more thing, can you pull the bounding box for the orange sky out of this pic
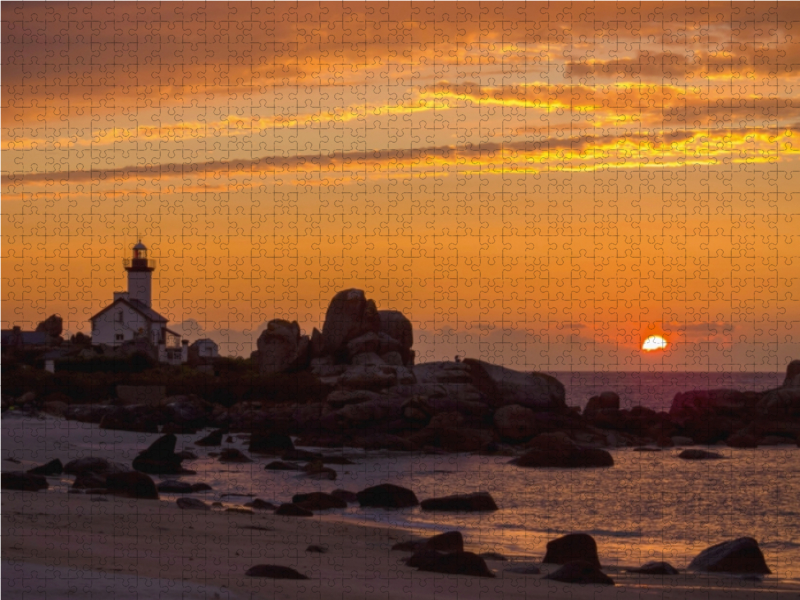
[2,2,799,370]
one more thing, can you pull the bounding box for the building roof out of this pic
[1,330,49,345]
[89,297,168,324]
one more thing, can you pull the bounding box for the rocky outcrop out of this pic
[256,320,310,375]
[322,289,381,359]
[163,395,213,429]
[584,392,620,416]
[669,389,759,443]
[420,492,498,512]
[629,561,679,575]
[544,561,615,585]
[688,538,771,574]
[27,459,63,476]
[99,405,160,433]
[494,405,538,441]
[356,483,419,508]
[543,534,602,568]
[194,429,225,446]
[378,310,414,365]
[106,471,159,499]
[464,359,566,411]
[64,457,127,477]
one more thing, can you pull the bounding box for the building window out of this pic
[115,334,124,341]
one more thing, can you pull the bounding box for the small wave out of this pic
[581,529,644,539]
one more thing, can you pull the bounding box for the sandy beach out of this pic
[3,489,799,600]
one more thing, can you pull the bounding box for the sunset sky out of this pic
[2,2,799,370]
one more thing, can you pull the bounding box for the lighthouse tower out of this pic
[124,240,155,307]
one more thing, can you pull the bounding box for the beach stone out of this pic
[630,561,679,575]
[64,457,127,476]
[688,537,771,574]
[132,434,187,474]
[464,358,566,411]
[194,429,225,446]
[494,405,538,441]
[163,395,213,428]
[292,492,347,510]
[106,471,159,500]
[356,483,419,508]
[244,499,277,510]
[191,483,212,492]
[544,561,615,585]
[275,503,313,517]
[156,480,194,493]
[264,461,302,471]
[420,492,498,512]
[250,431,295,454]
[679,449,724,460]
[406,550,495,578]
[2,471,49,491]
[219,448,252,463]
[177,497,210,510]
[302,460,337,480]
[27,459,63,476]
[330,489,359,503]
[245,565,309,579]
[543,534,601,568]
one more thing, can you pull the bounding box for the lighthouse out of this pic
[124,240,155,307]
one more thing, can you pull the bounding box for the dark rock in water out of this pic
[356,483,419,508]
[244,499,277,510]
[177,497,210,510]
[629,561,679,575]
[679,449,724,460]
[480,552,508,561]
[512,447,614,469]
[250,432,295,454]
[302,460,337,480]
[264,461,302,471]
[505,563,540,574]
[688,537,771,574]
[64,457,126,476]
[420,492,498,512]
[106,471,159,499]
[132,435,187,474]
[27,459,63,476]
[194,429,225,447]
[292,492,347,510]
[405,550,495,578]
[219,448,252,463]
[306,545,328,553]
[543,534,601,568]
[245,565,308,579]
[191,483,212,492]
[281,449,322,462]
[544,561,615,585]
[330,489,358,503]
[157,480,194,494]
[2,471,49,491]
[275,503,313,517]
[72,471,108,489]
[394,531,465,553]
[669,389,758,443]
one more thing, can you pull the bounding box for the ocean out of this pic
[3,370,797,582]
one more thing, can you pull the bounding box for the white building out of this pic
[90,241,188,364]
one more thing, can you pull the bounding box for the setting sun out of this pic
[642,335,668,352]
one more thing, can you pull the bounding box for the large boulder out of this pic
[669,389,758,443]
[405,550,495,578]
[420,492,498,512]
[494,404,538,441]
[629,561,679,575]
[463,359,566,411]
[757,387,800,418]
[543,534,602,568]
[106,471,159,500]
[513,435,613,468]
[322,289,381,358]
[132,434,188,474]
[378,310,414,365]
[688,538,771,574]
[356,483,419,508]
[256,319,310,375]
[64,457,127,476]
[783,359,800,388]
[544,561,614,585]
